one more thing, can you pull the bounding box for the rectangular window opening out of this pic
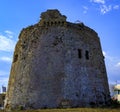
[85,50,89,60]
[78,49,82,59]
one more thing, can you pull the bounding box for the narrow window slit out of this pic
[85,50,89,60]
[78,49,82,59]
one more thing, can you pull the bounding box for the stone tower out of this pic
[5,9,110,110]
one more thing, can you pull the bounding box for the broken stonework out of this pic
[5,9,110,110]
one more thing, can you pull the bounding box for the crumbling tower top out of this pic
[39,9,67,26]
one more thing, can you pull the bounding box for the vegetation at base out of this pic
[0,108,120,112]
[109,99,120,108]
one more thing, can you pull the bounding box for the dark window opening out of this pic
[44,22,46,25]
[13,54,18,63]
[2,96,5,100]
[118,90,120,94]
[78,49,82,59]
[55,21,57,25]
[76,92,79,97]
[62,21,64,25]
[85,50,89,60]
[51,22,53,25]
[47,22,49,26]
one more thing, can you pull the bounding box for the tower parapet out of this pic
[39,9,67,26]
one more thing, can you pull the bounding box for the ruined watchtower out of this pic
[5,9,110,110]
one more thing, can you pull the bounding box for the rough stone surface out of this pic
[0,93,5,108]
[5,9,110,110]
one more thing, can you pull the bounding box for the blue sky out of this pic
[0,0,120,90]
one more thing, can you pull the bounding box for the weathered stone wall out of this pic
[0,93,5,108]
[5,9,110,110]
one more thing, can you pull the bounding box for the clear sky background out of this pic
[0,0,120,90]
